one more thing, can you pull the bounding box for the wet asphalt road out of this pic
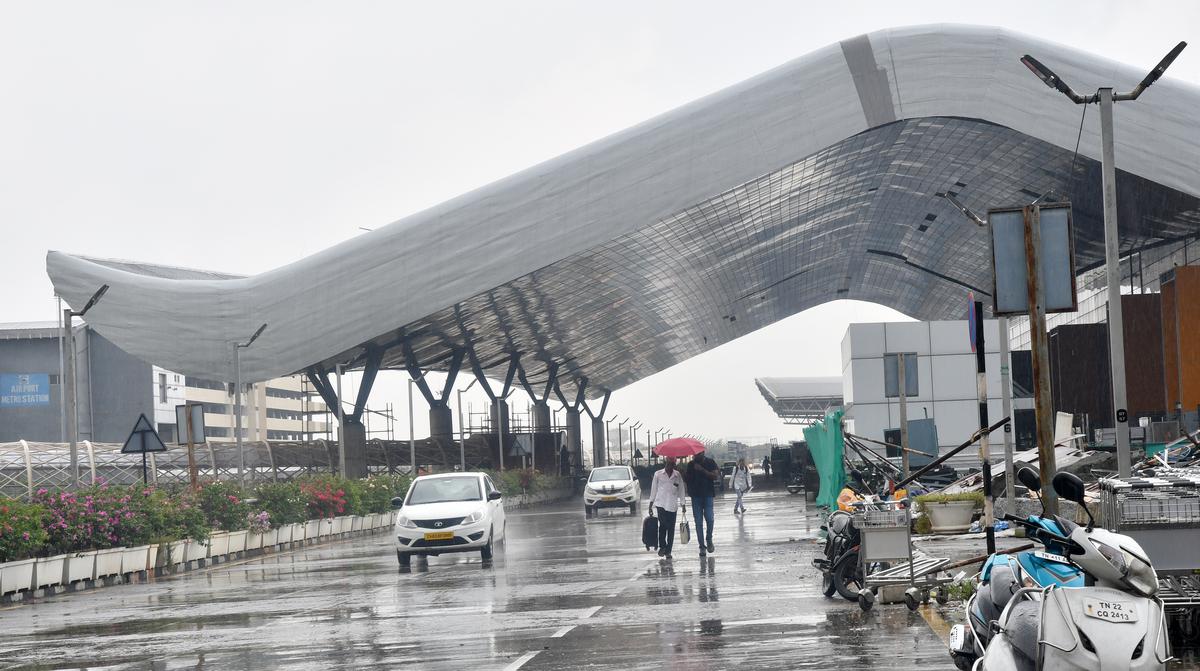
[0,491,998,670]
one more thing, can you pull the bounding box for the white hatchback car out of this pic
[583,465,642,517]
[391,472,506,566]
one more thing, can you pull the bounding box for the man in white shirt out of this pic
[646,457,687,558]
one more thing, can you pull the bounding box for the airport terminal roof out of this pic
[755,377,845,424]
[47,24,1200,398]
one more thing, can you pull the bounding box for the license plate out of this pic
[1034,550,1070,564]
[1083,598,1138,623]
[602,496,618,502]
[423,531,454,541]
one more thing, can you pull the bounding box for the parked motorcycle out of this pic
[813,472,886,601]
[948,467,1085,670]
[974,471,1171,670]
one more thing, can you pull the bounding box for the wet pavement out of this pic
[2,488,1190,670]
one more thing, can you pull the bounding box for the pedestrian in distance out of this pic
[761,455,771,478]
[684,448,721,556]
[647,457,687,558]
[731,457,752,514]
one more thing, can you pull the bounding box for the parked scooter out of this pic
[948,467,1086,670]
[813,471,888,601]
[974,471,1171,670]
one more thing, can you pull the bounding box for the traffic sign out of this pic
[121,414,167,454]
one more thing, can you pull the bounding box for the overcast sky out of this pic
[2,2,1197,446]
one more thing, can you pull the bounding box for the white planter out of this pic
[120,545,151,575]
[275,524,292,545]
[64,552,96,584]
[260,527,278,548]
[94,547,124,580]
[351,516,364,532]
[164,539,188,567]
[185,538,209,562]
[147,545,159,570]
[208,531,230,558]
[246,531,264,551]
[1,558,37,595]
[226,530,248,555]
[367,513,380,530]
[35,554,68,589]
[305,519,321,540]
[924,500,979,534]
[334,516,351,534]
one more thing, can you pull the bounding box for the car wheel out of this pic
[397,551,411,568]
[629,501,638,515]
[481,528,494,561]
[584,505,593,518]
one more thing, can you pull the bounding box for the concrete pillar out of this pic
[565,408,582,472]
[490,400,510,435]
[342,421,368,478]
[591,418,606,468]
[531,401,551,433]
[429,405,453,438]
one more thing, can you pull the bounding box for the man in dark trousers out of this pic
[762,456,772,478]
[685,448,721,556]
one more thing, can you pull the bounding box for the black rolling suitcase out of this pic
[642,514,659,550]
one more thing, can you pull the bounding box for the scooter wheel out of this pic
[921,589,931,605]
[821,571,837,598]
[904,587,921,611]
[858,588,875,612]
[935,588,949,605]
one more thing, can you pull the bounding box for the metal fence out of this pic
[0,435,551,499]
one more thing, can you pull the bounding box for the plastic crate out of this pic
[1099,475,1200,575]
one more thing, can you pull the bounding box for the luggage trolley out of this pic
[852,499,951,612]
[1099,472,1200,639]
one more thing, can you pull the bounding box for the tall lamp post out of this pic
[1019,41,1186,477]
[63,284,109,489]
[234,323,268,487]
[617,417,631,464]
[604,416,617,465]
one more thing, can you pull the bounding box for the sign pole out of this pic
[1099,88,1132,477]
[898,353,910,479]
[185,403,199,490]
[998,316,1016,501]
[972,298,996,555]
[142,451,148,485]
[1025,205,1059,514]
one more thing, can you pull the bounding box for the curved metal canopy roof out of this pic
[47,24,1200,399]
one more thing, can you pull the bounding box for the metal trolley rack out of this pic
[1099,473,1200,637]
[852,499,951,612]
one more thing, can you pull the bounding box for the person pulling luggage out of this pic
[647,457,687,558]
[731,457,752,514]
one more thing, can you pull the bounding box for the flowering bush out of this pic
[196,481,250,531]
[253,482,307,525]
[0,498,49,562]
[246,510,271,533]
[33,484,209,554]
[351,475,412,515]
[299,478,348,519]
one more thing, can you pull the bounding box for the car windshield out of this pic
[407,477,482,505]
[589,467,630,482]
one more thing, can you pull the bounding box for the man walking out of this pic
[685,448,721,556]
[647,457,687,558]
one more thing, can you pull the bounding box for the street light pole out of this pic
[618,417,630,464]
[457,378,478,471]
[604,416,616,465]
[336,364,346,476]
[1020,41,1186,478]
[234,323,268,487]
[63,284,108,489]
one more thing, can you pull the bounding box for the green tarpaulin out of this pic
[804,409,845,509]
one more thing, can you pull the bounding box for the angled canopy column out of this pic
[582,390,611,468]
[467,349,520,470]
[402,340,464,439]
[518,362,558,433]
[554,376,588,475]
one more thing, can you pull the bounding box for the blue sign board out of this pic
[1,373,51,408]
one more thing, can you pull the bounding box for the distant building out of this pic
[0,321,328,443]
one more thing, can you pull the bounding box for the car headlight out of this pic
[620,483,634,493]
[461,510,483,525]
[395,514,417,529]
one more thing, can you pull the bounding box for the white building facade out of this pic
[841,320,1029,465]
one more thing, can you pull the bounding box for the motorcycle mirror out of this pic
[1017,466,1041,493]
[1052,472,1086,504]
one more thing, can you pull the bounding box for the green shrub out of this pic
[916,491,985,506]
[0,497,50,562]
[252,482,307,525]
[354,475,412,515]
[298,475,352,519]
[196,481,250,531]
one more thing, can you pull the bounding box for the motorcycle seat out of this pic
[1003,599,1041,671]
[977,563,1019,625]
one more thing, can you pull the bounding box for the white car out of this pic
[391,472,506,566]
[583,465,642,517]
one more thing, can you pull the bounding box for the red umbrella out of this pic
[653,437,705,458]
